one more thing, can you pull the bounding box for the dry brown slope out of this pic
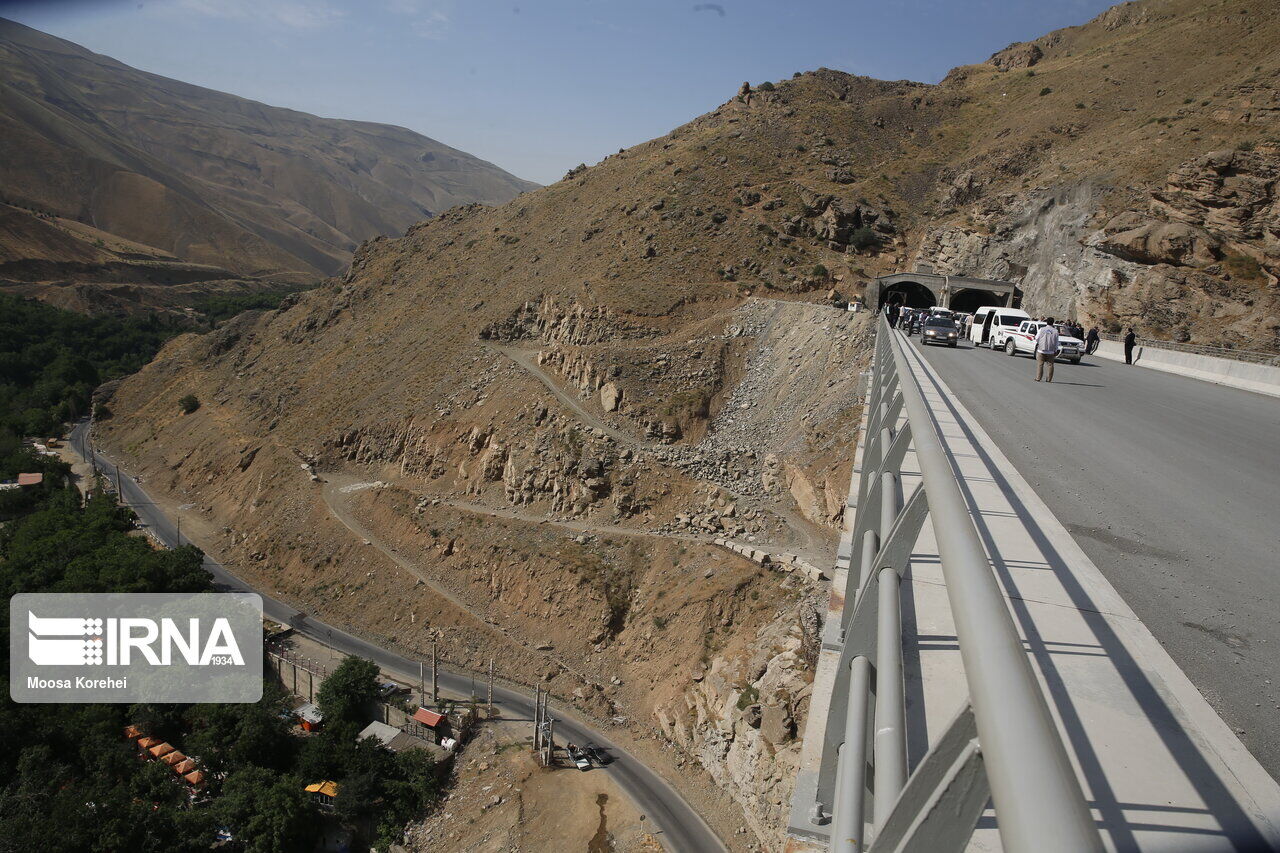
[0,17,536,279]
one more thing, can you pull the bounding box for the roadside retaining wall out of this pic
[712,537,826,582]
[1093,339,1280,398]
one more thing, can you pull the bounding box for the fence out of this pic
[794,316,1101,852]
[1097,332,1280,366]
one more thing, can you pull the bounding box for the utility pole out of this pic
[487,658,494,717]
[175,515,181,546]
[114,467,122,502]
[419,661,425,705]
[431,639,439,703]
[545,716,555,767]
[533,686,542,751]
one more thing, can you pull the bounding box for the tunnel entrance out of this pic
[950,288,1004,314]
[880,281,936,310]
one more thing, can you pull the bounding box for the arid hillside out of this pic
[97,0,1279,847]
[0,17,535,311]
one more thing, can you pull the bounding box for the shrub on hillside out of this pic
[178,394,200,414]
[849,226,879,251]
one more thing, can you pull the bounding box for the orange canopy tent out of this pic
[149,743,174,759]
[137,737,160,750]
[173,758,197,775]
[161,751,186,766]
[183,771,205,787]
[123,725,143,739]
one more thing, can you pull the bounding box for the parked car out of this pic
[921,316,960,347]
[1002,320,1085,363]
[971,306,1032,348]
[567,744,592,771]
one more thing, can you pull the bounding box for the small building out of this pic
[295,702,323,732]
[412,707,446,729]
[305,780,339,811]
[357,721,400,748]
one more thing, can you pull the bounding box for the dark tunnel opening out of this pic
[880,281,937,310]
[950,288,1004,314]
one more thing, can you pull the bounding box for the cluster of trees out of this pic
[0,475,442,850]
[0,294,182,442]
[189,287,308,327]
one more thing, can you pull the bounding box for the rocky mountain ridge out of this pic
[0,17,535,313]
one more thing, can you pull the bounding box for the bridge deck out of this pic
[789,330,1280,851]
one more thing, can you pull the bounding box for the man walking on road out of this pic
[1035,317,1061,382]
[1124,327,1138,364]
[1086,326,1100,354]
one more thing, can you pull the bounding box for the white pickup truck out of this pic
[1001,321,1085,364]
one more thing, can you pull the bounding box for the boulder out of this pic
[600,381,621,412]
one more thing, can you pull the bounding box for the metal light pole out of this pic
[431,639,439,703]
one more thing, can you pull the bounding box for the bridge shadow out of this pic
[909,349,1271,852]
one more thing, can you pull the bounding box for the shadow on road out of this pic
[909,355,1269,850]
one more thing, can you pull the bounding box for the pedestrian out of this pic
[1085,326,1100,354]
[1124,327,1137,364]
[888,303,899,328]
[1034,316,1061,382]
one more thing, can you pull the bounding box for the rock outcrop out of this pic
[655,597,820,848]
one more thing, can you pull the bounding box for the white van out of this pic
[971,306,1031,348]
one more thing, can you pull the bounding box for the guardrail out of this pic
[794,316,1101,852]
[1097,332,1280,366]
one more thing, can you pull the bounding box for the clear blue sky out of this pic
[3,0,1117,184]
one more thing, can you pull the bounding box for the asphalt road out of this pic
[907,335,1280,780]
[69,422,725,853]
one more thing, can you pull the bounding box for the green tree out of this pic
[216,767,317,853]
[316,656,380,730]
[178,394,200,414]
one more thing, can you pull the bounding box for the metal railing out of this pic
[1097,332,1280,366]
[802,316,1101,852]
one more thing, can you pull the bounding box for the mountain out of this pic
[95,0,1278,846]
[0,17,536,310]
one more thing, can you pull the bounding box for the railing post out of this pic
[873,564,907,828]
[873,469,908,830]
[830,655,872,853]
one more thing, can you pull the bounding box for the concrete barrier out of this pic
[1092,339,1280,397]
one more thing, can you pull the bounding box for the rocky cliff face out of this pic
[917,146,1279,347]
[656,594,822,848]
[903,0,1280,351]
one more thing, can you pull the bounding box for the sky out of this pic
[1,0,1119,185]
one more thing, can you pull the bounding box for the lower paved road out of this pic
[69,422,724,853]
[909,335,1280,781]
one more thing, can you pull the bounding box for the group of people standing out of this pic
[883,302,1140,368]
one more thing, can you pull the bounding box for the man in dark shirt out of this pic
[1086,327,1100,354]
[1123,328,1137,364]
